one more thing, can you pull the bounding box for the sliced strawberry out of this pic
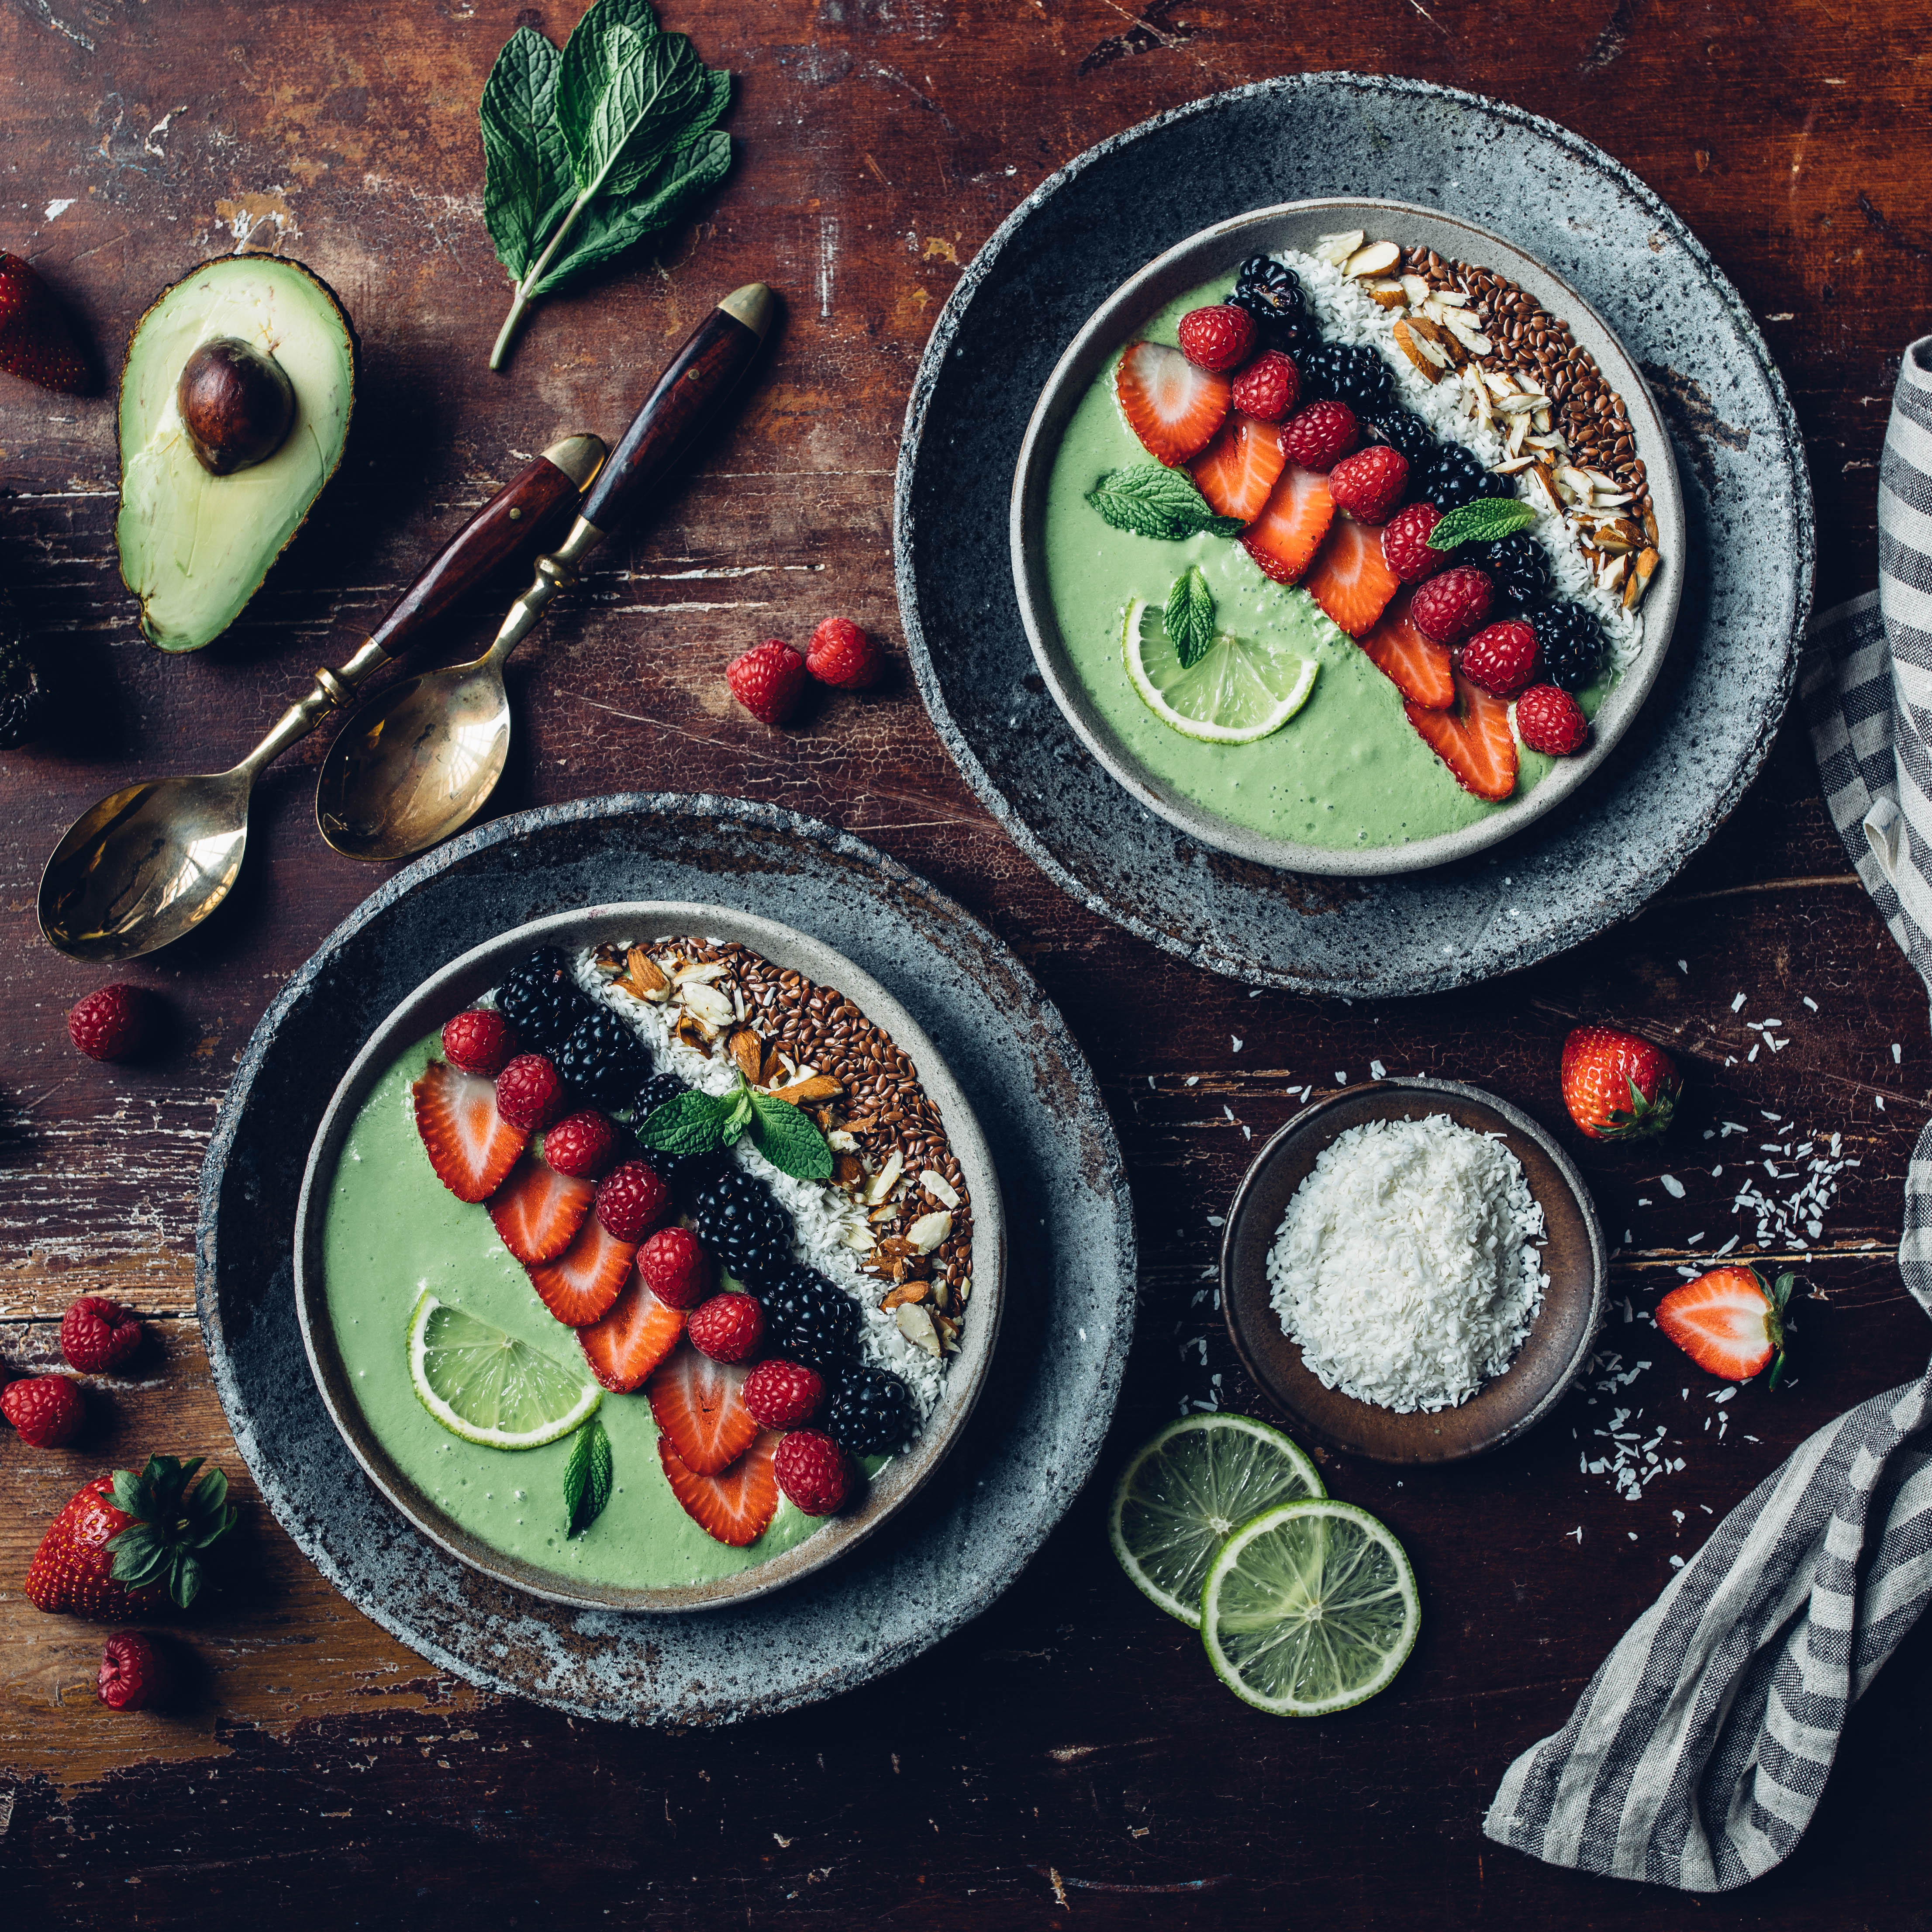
[486,1155,594,1265]
[1239,463,1334,585]
[412,1060,528,1204]
[657,1430,781,1548]
[646,1342,759,1475]
[1657,1266,1793,1383]
[1114,340,1230,467]
[526,1217,637,1327]
[1304,514,1403,638]
[1361,588,1454,709]
[579,1271,687,1391]
[1404,674,1519,802]
[1190,414,1288,524]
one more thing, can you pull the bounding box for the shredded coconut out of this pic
[1265,1114,1547,1412]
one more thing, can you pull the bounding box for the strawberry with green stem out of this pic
[1658,1266,1796,1387]
[1561,1025,1681,1141]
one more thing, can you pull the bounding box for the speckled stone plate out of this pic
[197,797,1135,1723]
[896,76,1813,996]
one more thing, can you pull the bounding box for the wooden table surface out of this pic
[2,2,1926,1924]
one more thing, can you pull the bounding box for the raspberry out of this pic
[743,1358,825,1429]
[59,1296,142,1374]
[67,985,158,1063]
[494,1053,566,1133]
[1280,399,1358,473]
[1380,501,1448,584]
[805,617,882,690]
[1516,683,1590,756]
[1328,445,1409,525]
[773,1429,850,1516]
[1409,565,1494,646]
[441,1007,518,1077]
[1229,349,1298,421]
[542,1109,620,1180]
[1176,303,1256,373]
[726,639,807,726]
[1459,618,1541,698]
[595,1158,671,1243]
[687,1291,765,1364]
[98,1631,170,1711]
[637,1225,711,1310]
[2,1374,85,1447]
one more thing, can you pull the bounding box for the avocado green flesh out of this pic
[117,258,355,652]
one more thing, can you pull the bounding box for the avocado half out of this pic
[116,256,357,652]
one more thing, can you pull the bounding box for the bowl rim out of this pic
[1218,1076,1607,1463]
[291,899,1007,1614]
[1007,194,1685,879]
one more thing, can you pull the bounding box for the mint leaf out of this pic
[746,1089,834,1180]
[1086,465,1242,542]
[1426,497,1537,550]
[480,26,575,283]
[638,1087,737,1156]
[1165,566,1216,670]
[557,0,710,200]
[530,127,731,297]
[563,1419,614,1536]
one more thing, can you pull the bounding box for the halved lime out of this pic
[1202,1499,1419,1715]
[1109,1414,1325,1627]
[1123,596,1318,744]
[407,1291,601,1449]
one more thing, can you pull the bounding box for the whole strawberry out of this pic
[1328,445,1408,525]
[1409,564,1494,646]
[3,1375,86,1447]
[1460,618,1540,698]
[1230,349,1298,422]
[744,1358,824,1429]
[442,1007,518,1078]
[27,1455,235,1620]
[1280,399,1358,473]
[774,1429,850,1516]
[1517,683,1589,756]
[595,1158,671,1243]
[1176,303,1257,374]
[637,1225,711,1309]
[1381,501,1449,584]
[687,1291,765,1364]
[727,639,807,726]
[1560,1025,1681,1142]
[98,1631,171,1711]
[542,1109,620,1180]
[68,984,159,1063]
[0,251,90,394]
[61,1295,143,1374]
[805,617,882,690]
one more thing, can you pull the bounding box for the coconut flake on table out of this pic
[1265,1113,1547,1413]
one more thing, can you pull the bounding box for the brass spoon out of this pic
[37,435,606,963]
[314,282,776,863]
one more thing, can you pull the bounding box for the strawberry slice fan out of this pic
[1485,336,1932,1895]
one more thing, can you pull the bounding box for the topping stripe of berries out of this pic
[1229,349,1299,423]
[1380,501,1449,585]
[542,1109,621,1180]
[3,1374,86,1447]
[495,1053,568,1133]
[759,1265,860,1374]
[1408,564,1494,647]
[1419,442,1511,512]
[1532,601,1607,692]
[1280,399,1359,473]
[1176,303,1257,374]
[1459,618,1540,699]
[68,985,158,1063]
[805,616,883,690]
[687,1291,766,1365]
[690,1167,794,1286]
[637,1225,712,1310]
[1516,683,1589,756]
[820,1363,918,1457]
[495,949,593,1057]
[60,1296,144,1374]
[595,1158,672,1244]
[1474,532,1552,611]
[727,639,807,726]
[555,1006,652,1109]
[773,1430,850,1516]
[441,1007,518,1078]
[1328,445,1409,526]
[1297,341,1395,415]
[743,1358,825,1430]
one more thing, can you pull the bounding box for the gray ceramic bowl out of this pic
[1221,1079,1605,1463]
[293,901,1006,1614]
[1010,197,1684,878]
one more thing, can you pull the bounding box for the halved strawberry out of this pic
[1239,463,1334,585]
[646,1342,759,1474]
[486,1156,594,1265]
[1190,414,1288,524]
[1114,340,1230,467]
[1304,514,1402,638]
[1361,588,1453,709]
[412,1060,528,1204]
[1404,675,1519,801]
[526,1218,637,1327]
[579,1272,686,1391]
[1656,1266,1794,1385]
[657,1430,781,1548]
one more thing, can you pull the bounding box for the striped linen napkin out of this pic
[1482,336,1932,1892]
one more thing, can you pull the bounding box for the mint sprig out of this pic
[637,1074,833,1181]
[563,1418,614,1537]
[1087,464,1242,542]
[1426,497,1538,551]
[1164,565,1216,670]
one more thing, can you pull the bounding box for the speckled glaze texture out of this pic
[895,76,1814,997]
[196,796,1136,1724]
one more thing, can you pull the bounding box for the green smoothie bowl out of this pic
[293,904,1006,1614]
[1010,197,1684,877]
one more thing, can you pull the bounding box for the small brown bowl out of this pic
[1221,1079,1606,1465]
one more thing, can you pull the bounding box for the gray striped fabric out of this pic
[1484,335,1932,1892]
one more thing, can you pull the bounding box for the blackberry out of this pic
[821,1364,918,1458]
[1227,266,1320,359]
[1531,602,1606,692]
[555,1006,652,1107]
[759,1264,860,1374]
[1297,341,1394,415]
[1418,442,1510,512]
[0,635,45,749]
[1476,533,1551,612]
[690,1166,794,1285]
[630,1073,724,1201]
[495,948,593,1056]
[1369,410,1439,472]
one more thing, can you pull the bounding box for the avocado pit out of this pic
[176,336,295,476]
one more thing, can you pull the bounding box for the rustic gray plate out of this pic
[197,796,1135,1723]
[292,903,1007,1614]
[896,75,1813,996]
[1221,1079,1607,1464]
[1008,198,1685,877]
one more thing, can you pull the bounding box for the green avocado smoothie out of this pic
[320,1033,824,1590]
[1039,275,1562,849]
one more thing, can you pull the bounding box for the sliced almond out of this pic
[1524,466,1561,519]
[1344,238,1399,279]
[880,1280,929,1311]
[1532,406,1552,433]
[679,980,735,1029]
[907,1209,952,1254]
[1363,277,1407,309]
[842,1224,877,1252]
[673,1011,715,1053]
[1592,518,1641,554]
[828,1129,859,1154]
[1492,453,1537,474]
[1442,315,1492,356]
[1391,317,1445,381]
[1626,547,1659,608]
[726,1028,763,1083]
[865,1148,904,1206]
[833,1152,864,1187]
[1314,228,1364,266]
[1468,371,1494,429]
[618,947,672,1003]
[1507,413,1529,457]
[1494,394,1540,416]
[672,961,728,986]
[1598,552,1628,593]
[919,1168,960,1209]
[1556,465,1594,503]
[930,1279,949,1311]
[1642,507,1659,546]
[769,1073,841,1107]
[1582,468,1622,493]
[1431,286,1471,307]
[1400,272,1432,307]
[932,1312,960,1354]
[894,1301,943,1357]
[759,1045,785,1086]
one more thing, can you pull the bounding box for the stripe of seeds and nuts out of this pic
[592,939,971,1360]
[1312,229,1661,614]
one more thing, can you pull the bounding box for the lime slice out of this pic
[1109,1414,1324,1627]
[1123,596,1318,744]
[407,1291,601,1449]
[1202,1499,1420,1715]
